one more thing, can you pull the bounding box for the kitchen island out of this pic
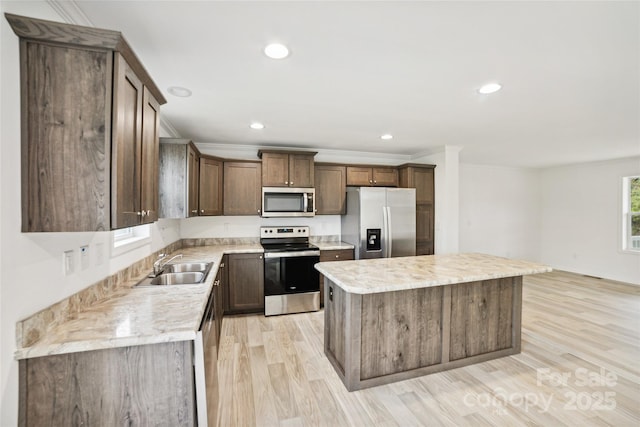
[315,253,551,391]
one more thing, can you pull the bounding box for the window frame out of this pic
[622,175,640,253]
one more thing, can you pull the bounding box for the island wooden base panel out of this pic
[216,270,639,427]
[324,276,522,391]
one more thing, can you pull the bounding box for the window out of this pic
[622,176,640,252]
[113,224,151,255]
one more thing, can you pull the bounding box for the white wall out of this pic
[539,157,640,284]
[413,146,461,254]
[459,164,541,261]
[0,3,181,425]
[181,215,341,239]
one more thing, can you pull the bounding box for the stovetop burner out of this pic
[260,226,317,253]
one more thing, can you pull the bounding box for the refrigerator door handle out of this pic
[382,206,388,258]
[386,206,393,257]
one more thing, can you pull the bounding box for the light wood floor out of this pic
[216,271,640,426]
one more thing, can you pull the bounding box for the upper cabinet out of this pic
[314,164,346,215]
[223,161,262,215]
[258,150,316,188]
[7,14,166,231]
[398,164,436,255]
[199,155,224,216]
[158,139,199,218]
[346,166,398,187]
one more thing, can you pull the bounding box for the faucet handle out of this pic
[157,253,166,259]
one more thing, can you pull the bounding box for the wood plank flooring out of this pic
[216,271,640,426]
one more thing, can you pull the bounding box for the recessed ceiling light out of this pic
[478,83,502,94]
[250,122,265,130]
[264,43,290,59]
[167,86,192,97]
[381,134,393,140]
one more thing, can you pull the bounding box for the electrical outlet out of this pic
[80,245,89,270]
[63,250,74,276]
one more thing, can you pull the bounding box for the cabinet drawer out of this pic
[320,249,354,262]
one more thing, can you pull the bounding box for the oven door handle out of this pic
[264,250,320,259]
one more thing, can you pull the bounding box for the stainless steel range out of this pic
[261,226,320,316]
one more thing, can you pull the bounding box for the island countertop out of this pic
[314,252,551,294]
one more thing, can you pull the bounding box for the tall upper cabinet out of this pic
[6,14,166,231]
[398,164,436,255]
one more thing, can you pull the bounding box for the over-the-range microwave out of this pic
[261,187,315,217]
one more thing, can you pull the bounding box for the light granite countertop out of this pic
[312,241,355,251]
[14,244,263,360]
[315,253,552,294]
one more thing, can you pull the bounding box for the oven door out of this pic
[264,250,320,296]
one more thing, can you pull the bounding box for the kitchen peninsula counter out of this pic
[15,244,263,360]
[315,253,551,391]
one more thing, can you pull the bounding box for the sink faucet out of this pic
[149,253,183,277]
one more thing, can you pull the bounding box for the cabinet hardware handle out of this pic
[192,210,198,213]
[369,180,373,184]
[201,209,204,213]
[258,209,261,213]
[136,211,142,216]
[259,255,263,259]
[290,182,293,186]
[141,210,147,217]
[220,263,225,268]
[374,180,377,184]
[214,280,220,286]
[336,255,339,258]
[285,181,289,185]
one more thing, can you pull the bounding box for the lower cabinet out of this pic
[319,248,354,307]
[19,341,196,426]
[225,252,265,314]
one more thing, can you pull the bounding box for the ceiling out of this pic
[66,1,638,168]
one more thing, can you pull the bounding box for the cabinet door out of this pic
[187,144,199,217]
[261,152,289,187]
[289,154,314,187]
[140,87,160,224]
[223,162,262,215]
[227,253,264,313]
[199,156,223,216]
[346,167,373,186]
[315,165,346,214]
[112,54,143,229]
[372,167,398,187]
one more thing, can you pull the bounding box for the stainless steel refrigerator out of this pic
[341,187,416,259]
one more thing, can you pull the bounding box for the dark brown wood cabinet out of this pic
[199,155,224,216]
[225,252,264,313]
[259,150,316,187]
[346,166,398,187]
[319,248,354,306]
[223,161,262,215]
[7,14,166,231]
[399,164,436,255]
[314,164,347,215]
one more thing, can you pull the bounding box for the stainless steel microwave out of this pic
[261,187,315,217]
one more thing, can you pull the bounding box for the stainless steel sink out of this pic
[134,261,213,287]
[150,272,204,285]
[163,262,211,273]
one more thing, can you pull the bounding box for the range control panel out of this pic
[260,226,310,238]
